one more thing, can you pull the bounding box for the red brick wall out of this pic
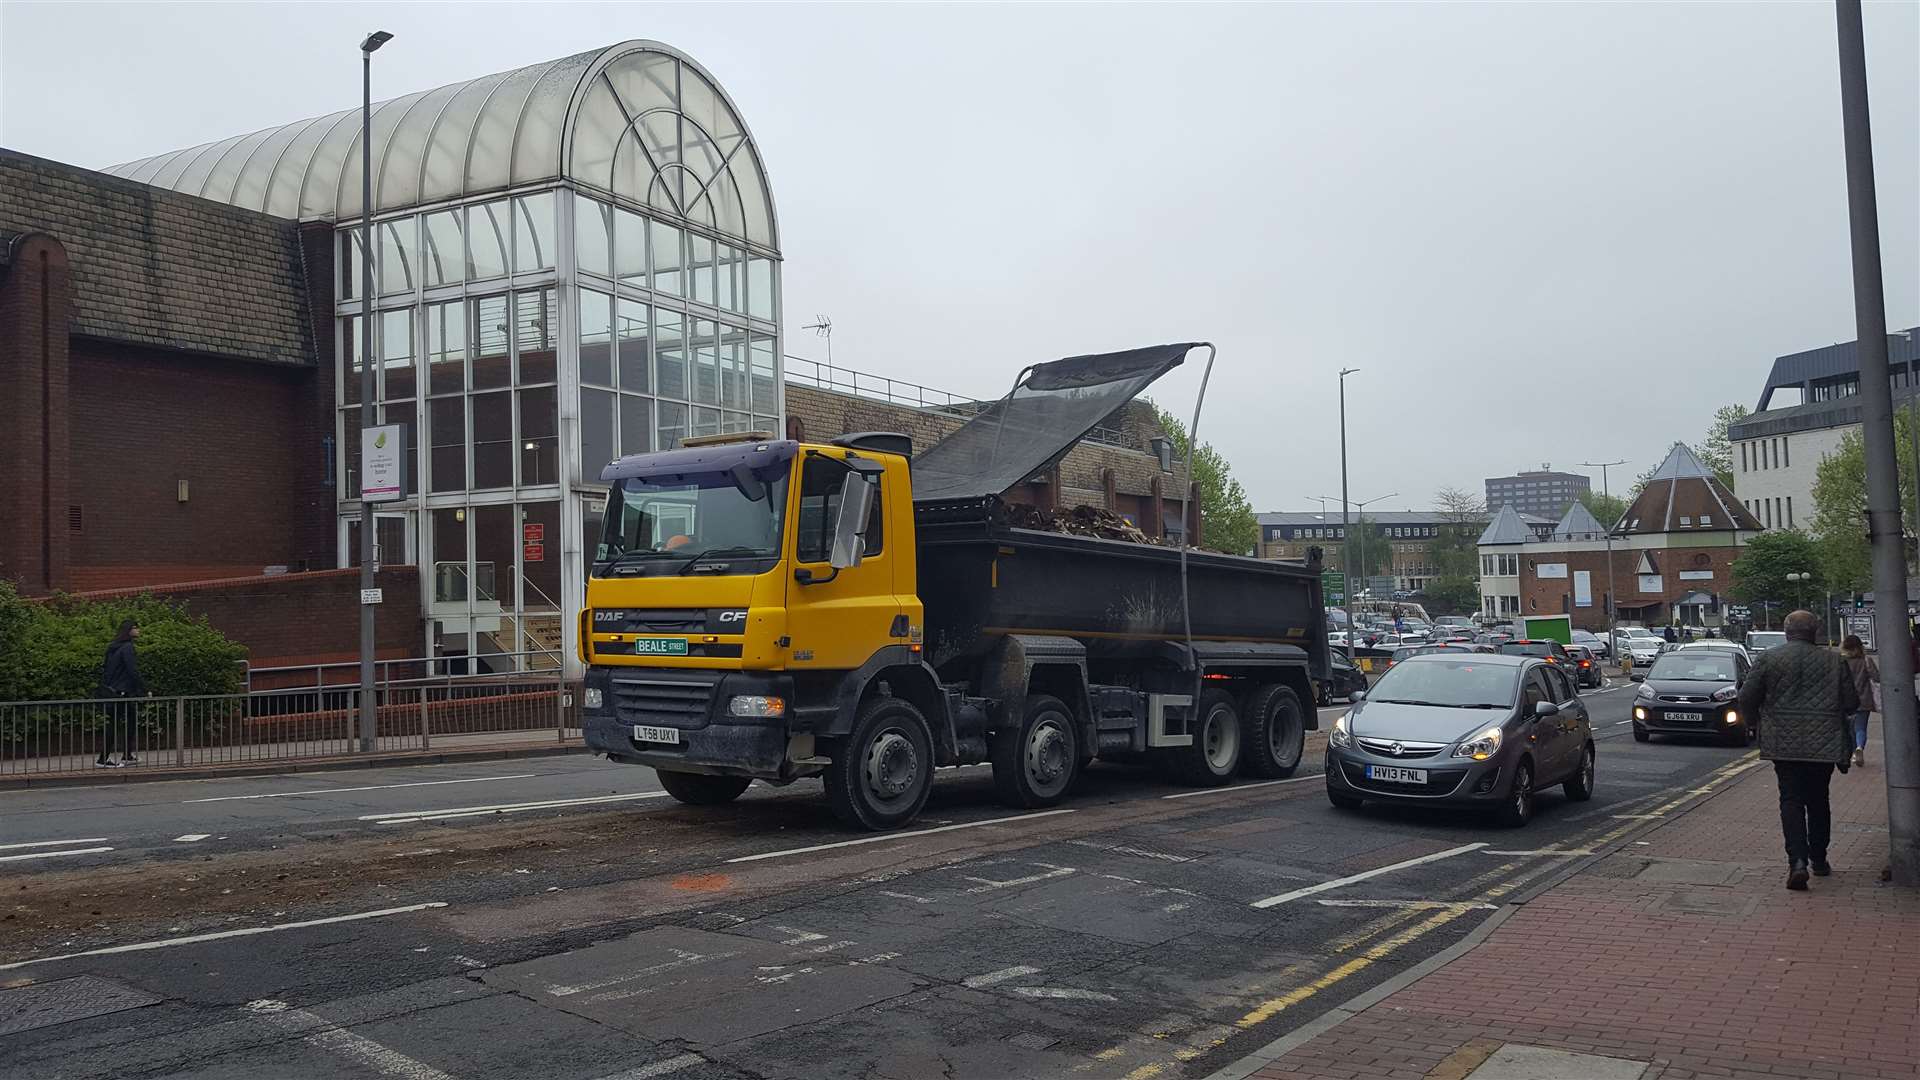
[1519,544,1743,629]
[0,232,73,594]
[72,566,422,668]
[293,222,339,570]
[66,340,310,584]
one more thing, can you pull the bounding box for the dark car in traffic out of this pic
[1564,644,1603,689]
[1319,649,1370,705]
[1631,649,1752,745]
[1326,653,1595,827]
[1499,639,1574,671]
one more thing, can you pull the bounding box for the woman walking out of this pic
[96,619,147,767]
[1841,634,1877,767]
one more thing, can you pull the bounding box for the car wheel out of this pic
[1327,787,1363,811]
[1239,683,1305,778]
[1495,760,1534,827]
[656,770,753,806]
[990,694,1080,808]
[825,696,935,831]
[1562,743,1595,802]
[1632,725,1651,743]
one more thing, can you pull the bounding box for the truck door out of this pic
[784,450,903,672]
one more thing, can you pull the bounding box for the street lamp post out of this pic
[1787,571,1812,616]
[1581,458,1626,657]
[356,29,393,753]
[1337,368,1359,660]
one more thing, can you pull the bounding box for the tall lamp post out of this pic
[1581,459,1626,655]
[1787,571,1813,619]
[1337,368,1359,659]
[357,29,393,753]
[1320,492,1398,631]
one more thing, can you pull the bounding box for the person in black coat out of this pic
[97,619,147,767]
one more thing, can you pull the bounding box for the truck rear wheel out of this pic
[1240,683,1305,778]
[991,694,1080,808]
[1167,688,1241,786]
[825,696,935,831]
[656,770,753,806]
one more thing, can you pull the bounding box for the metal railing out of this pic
[785,356,983,419]
[4,656,573,780]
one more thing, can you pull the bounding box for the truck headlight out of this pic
[728,695,787,718]
[583,687,603,709]
[1453,726,1502,761]
[1329,713,1352,749]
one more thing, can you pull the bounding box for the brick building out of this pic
[1260,509,1552,594]
[1477,445,1762,629]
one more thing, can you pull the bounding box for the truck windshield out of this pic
[596,468,789,577]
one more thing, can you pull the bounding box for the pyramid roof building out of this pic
[1618,444,1762,535]
[1551,501,1608,540]
[1477,504,1535,545]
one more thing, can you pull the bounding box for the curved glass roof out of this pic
[102,41,777,251]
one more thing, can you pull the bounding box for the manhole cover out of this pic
[1006,1031,1059,1051]
[0,976,162,1036]
[1637,860,1739,886]
[1650,888,1759,918]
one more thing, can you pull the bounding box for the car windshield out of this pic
[1367,659,1520,708]
[595,463,791,576]
[1499,642,1555,658]
[1648,653,1737,681]
[1748,632,1786,649]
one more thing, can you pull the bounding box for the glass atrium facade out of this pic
[106,42,782,676]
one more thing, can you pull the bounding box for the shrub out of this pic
[0,583,246,703]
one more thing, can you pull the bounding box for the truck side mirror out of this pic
[829,473,875,570]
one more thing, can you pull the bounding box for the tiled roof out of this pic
[1477,504,1536,545]
[1618,444,1762,534]
[1552,501,1608,539]
[0,149,313,366]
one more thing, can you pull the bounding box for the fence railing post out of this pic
[174,697,186,766]
[419,678,430,751]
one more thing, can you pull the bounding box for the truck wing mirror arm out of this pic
[795,566,840,586]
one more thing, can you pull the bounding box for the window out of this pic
[1700,515,1712,527]
[1679,516,1691,527]
[377,217,415,296]
[617,298,650,392]
[574,194,612,279]
[655,309,686,400]
[651,219,684,296]
[579,288,614,387]
[466,200,510,281]
[748,256,774,321]
[519,386,558,486]
[581,387,614,482]
[471,392,512,489]
[1740,443,1748,472]
[471,295,510,389]
[423,209,464,288]
[516,288,558,384]
[339,230,366,301]
[1783,438,1789,468]
[379,309,415,402]
[425,301,465,394]
[1786,498,1793,528]
[1546,666,1575,703]
[429,396,465,493]
[512,192,555,274]
[795,458,883,562]
[615,206,648,288]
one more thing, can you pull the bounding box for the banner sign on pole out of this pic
[360,424,405,502]
[1573,570,1592,608]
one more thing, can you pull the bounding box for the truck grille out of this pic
[610,677,716,727]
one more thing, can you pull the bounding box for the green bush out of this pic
[0,582,246,703]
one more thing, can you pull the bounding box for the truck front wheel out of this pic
[1240,683,1305,778]
[1167,689,1241,786]
[825,696,935,830]
[991,694,1080,808]
[656,770,753,806]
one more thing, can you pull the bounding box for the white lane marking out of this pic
[963,863,1076,893]
[1066,839,1194,862]
[1162,775,1321,800]
[173,834,211,843]
[1612,813,1664,819]
[725,809,1077,864]
[1481,849,1594,857]
[878,890,934,904]
[0,838,110,851]
[364,791,670,824]
[1008,986,1117,1001]
[774,926,826,945]
[548,948,725,997]
[0,902,447,972]
[1314,899,1499,910]
[0,846,114,863]
[593,1053,707,1080]
[1249,842,1487,909]
[1612,720,1635,726]
[963,964,1040,988]
[186,773,543,803]
[246,1000,456,1080]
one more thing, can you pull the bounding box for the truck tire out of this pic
[1167,688,1242,787]
[825,696,935,831]
[991,694,1080,808]
[1240,683,1305,778]
[657,770,753,806]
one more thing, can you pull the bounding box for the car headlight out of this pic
[1710,685,1738,702]
[583,686,603,709]
[728,695,787,718]
[1635,683,1655,700]
[1453,726,1502,761]
[1329,713,1353,748]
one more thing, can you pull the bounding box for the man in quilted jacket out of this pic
[1737,609,1857,891]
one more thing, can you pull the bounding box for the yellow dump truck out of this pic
[579,345,1328,829]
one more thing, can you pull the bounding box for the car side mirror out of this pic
[829,472,875,570]
[1350,690,1366,702]
[1534,701,1560,718]
[1630,673,1645,682]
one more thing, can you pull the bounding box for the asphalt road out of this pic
[1,681,1757,1080]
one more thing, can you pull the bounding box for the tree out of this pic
[1805,411,1920,593]
[1729,530,1823,607]
[1426,486,1485,614]
[1148,403,1258,556]
[1579,489,1628,530]
[1347,516,1395,579]
[1699,403,1749,488]
[1434,486,1485,524]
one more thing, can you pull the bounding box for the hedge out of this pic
[0,581,247,704]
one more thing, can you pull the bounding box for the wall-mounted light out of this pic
[454,508,466,523]
[177,480,190,503]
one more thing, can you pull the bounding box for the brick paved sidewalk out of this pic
[1248,734,1919,1080]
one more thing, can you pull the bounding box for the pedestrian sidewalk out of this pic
[1240,734,1919,1080]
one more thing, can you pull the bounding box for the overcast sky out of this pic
[3,2,1915,514]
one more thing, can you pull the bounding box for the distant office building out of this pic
[1730,327,1920,533]
[1484,468,1590,518]
[1259,509,1552,594]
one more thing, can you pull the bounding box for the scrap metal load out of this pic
[998,502,1161,545]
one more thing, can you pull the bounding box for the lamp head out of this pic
[361,30,394,53]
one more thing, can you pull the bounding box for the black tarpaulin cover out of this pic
[910,343,1197,503]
